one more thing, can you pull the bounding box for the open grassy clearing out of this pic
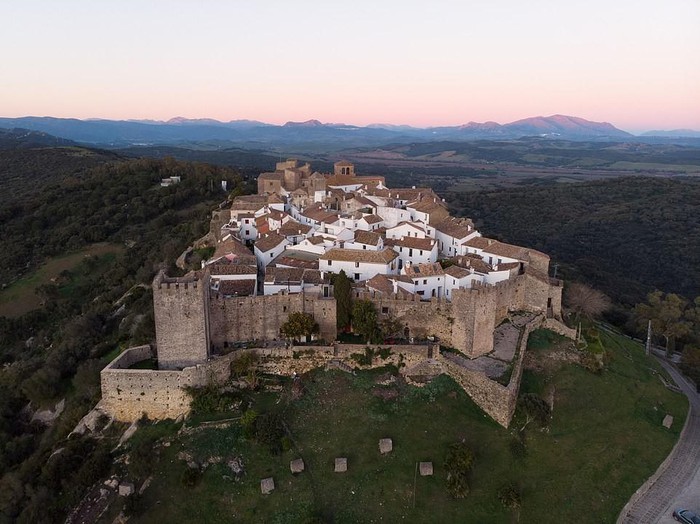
[0,242,124,317]
[114,328,687,523]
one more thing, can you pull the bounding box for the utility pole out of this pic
[645,320,652,356]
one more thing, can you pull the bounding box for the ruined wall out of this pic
[153,272,210,369]
[437,314,544,427]
[208,291,337,348]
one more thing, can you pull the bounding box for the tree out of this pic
[352,300,381,343]
[497,482,522,510]
[680,346,700,392]
[564,282,611,320]
[633,291,691,355]
[518,393,551,430]
[333,270,352,330]
[280,312,318,342]
[380,314,404,340]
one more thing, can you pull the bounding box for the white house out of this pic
[386,236,438,270]
[434,217,480,257]
[385,221,427,240]
[254,233,290,269]
[402,262,445,299]
[320,248,398,282]
[345,230,383,251]
[357,214,384,231]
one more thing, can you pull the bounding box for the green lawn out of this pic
[117,328,687,524]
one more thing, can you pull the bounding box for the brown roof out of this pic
[320,248,398,264]
[216,279,256,296]
[353,230,382,246]
[366,274,414,299]
[407,198,447,213]
[334,160,354,167]
[464,237,547,261]
[434,217,474,239]
[390,237,435,250]
[444,265,472,279]
[389,221,425,233]
[255,233,288,253]
[449,254,492,274]
[301,204,339,224]
[305,236,325,245]
[231,195,268,211]
[279,221,312,236]
[361,214,383,224]
[264,266,304,284]
[300,269,329,284]
[212,238,255,262]
[406,262,444,277]
[208,264,257,276]
[326,174,385,187]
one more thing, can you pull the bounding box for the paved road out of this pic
[618,358,700,523]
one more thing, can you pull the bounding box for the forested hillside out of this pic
[0,153,250,522]
[447,177,700,305]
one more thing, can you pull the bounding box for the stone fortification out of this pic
[153,272,210,369]
[208,291,337,350]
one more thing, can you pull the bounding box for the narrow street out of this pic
[618,359,700,523]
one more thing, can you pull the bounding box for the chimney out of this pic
[487,239,493,246]
[392,279,398,294]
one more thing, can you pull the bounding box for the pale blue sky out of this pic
[2,0,699,131]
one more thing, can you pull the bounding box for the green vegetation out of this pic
[280,312,319,342]
[0,151,249,523]
[109,328,686,523]
[447,177,700,305]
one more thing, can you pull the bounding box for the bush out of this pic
[351,347,375,366]
[181,465,202,488]
[497,482,522,509]
[444,441,474,499]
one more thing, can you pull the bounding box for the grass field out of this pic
[115,327,687,524]
[0,242,124,317]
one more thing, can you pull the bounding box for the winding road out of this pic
[618,358,700,523]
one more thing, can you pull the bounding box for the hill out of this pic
[0,127,78,149]
[0,115,642,150]
[447,176,700,305]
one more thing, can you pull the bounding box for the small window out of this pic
[327,260,332,266]
[423,279,427,285]
[354,273,360,281]
[363,245,367,250]
[355,262,360,268]
[382,307,389,314]
[270,252,274,258]
[283,306,287,312]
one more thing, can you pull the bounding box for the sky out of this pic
[2,0,699,132]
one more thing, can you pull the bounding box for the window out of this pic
[419,250,423,255]
[423,279,427,285]
[283,306,287,312]
[245,230,249,235]
[363,245,367,250]
[327,260,332,266]
[409,248,413,256]
[355,262,360,268]
[270,252,274,258]
[354,273,360,281]
[382,307,389,314]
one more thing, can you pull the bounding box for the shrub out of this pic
[497,482,522,509]
[444,441,474,499]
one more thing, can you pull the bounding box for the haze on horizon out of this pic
[2,0,699,133]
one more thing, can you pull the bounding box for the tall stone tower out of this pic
[152,271,210,369]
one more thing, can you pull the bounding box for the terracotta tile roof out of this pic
[444,265,472,279]
[390,237,435,250]
[366,274,414,298]
[407,198,447,213]
[434,217,474,239]
[406,262,444,277]
[449,254,492,274]
[279,221,312,236]
[464,237,546,261]
[320,247,398,264]
[327,175,385,187]
[267,193,285,203]
[305,236,325,245]
[216,279,256,296]
[389,221,425,233]
[334,160,354,167]
[208,264,257,276]
[353,230,382,246]
[264,266,304,284]
[212,238,255,262]
[300,269,329,284]
[231,195,268,211]
[301,204,339,224]
[496,262,520,271]
[361,214,383,224]
[255,233,288,253]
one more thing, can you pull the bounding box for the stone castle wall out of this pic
[153,272,210,370]
[208,292,337,349]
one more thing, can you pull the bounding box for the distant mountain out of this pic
[0,114,658,150]
[641,129,700,138]
[0,128,78,149]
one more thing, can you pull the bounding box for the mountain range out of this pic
[0,114,696,150]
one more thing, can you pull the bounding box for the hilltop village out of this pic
[99,160,574,427]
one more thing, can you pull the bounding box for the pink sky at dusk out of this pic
[2,0,699,132]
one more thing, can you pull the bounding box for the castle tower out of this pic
[153,271,210,369]
[334,160,355,177]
